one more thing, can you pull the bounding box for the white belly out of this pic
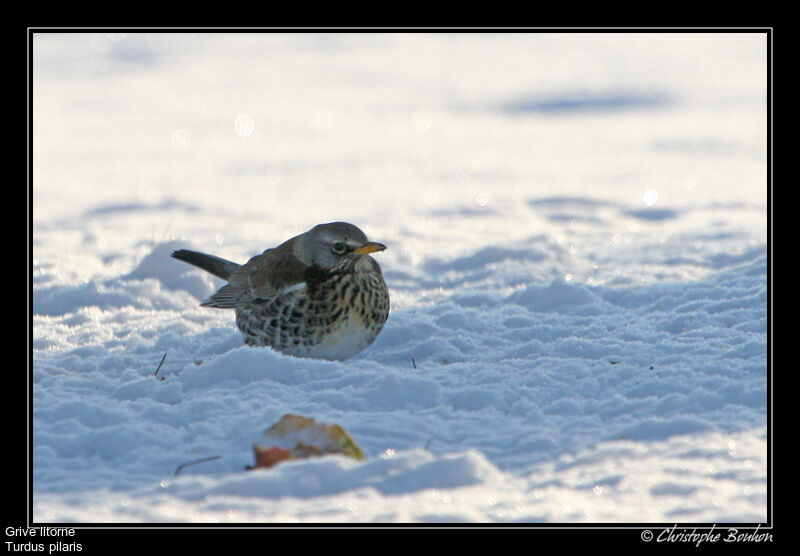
[297,314,378,361]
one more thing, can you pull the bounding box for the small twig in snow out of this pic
[154,353,167,377]
[174,455,222,477]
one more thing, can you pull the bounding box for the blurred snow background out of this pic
[32,32,768,523]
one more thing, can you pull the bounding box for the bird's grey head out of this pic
[293,222,386,269]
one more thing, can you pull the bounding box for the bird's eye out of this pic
[331,241,347,254]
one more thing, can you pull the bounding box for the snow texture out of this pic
[32,32,768,523]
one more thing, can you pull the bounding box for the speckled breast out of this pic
[235,255,389,360]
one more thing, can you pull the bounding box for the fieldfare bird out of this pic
[171,222,390,360]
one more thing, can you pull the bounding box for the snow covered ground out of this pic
[31,32,769,523]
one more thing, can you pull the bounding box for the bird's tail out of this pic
[171,249,240,281]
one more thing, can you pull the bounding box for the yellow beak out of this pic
[352,242,387,255]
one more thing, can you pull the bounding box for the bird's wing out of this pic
[247,239,310,300]
[202,238,308,308]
